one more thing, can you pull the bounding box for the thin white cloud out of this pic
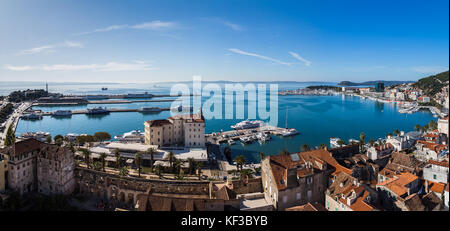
[131,21,176,29]
[76,21,176,35]
[288,51,311,66]
[220,20,243,31]
[4,61,157,72]
[411,66,448,74]
[228,48,291,66]
[18,41,83,55]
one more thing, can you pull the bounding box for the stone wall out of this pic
[74,167,212,206]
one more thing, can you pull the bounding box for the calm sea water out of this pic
[10,81,435,163]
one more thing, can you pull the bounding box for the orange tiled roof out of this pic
[269,149,346,190]
[377,172,418,197]
[428,159,449,168]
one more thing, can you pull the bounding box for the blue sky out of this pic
[0,0,448,83]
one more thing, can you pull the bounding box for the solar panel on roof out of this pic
[290,153,300,162]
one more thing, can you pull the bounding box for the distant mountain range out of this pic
[338,80,415,86]
[413,71,449,96]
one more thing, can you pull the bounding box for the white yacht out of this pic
[281,128,299,137]
[228,139,236,145]
[114,130,145,142]
[330,137,341,148]
[239,136,252,144]
[280,107,299,137]
[231,120,264,130]
[256,132,271,141]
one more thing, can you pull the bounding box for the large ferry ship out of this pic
[52,110,72,117]
[21,113,42,120]
[140,107,162,113]
[87,107,110,115]
[114,130,145,142]
[231,120,264,130]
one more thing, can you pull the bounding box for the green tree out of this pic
[174,159,184,176]
[369,139,375,147]
[92,161,102,171]
[234,155,246,172]
[94,132,111,142]
[259,152,266,162]
[337,140,346,147]
[154,164,164,178]
[80,148,91,168]
[45,135,52,144]
[134,152,143,178]
[113,148,120,168]
[147,148,157,172]
[359,132,365,146]
[393,129,400,136]
[187,157,195,175]
[99,153,107,172]
[414,124,421,132]
[280,149,290,156]
[54,134,64,142]
[301,144,310,152]
[119,166,129,177]
[195,162,204,179]
[319,143,327,149]
[168,151,176,172]
[4,124,15,146]
[428,120,438,130]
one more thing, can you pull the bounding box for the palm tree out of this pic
[117,156,124,169]
[393,129,400,136]
[113,148,120,169]
[80,149,91,168]
[119,167,129,177]
[369,139,375,147]
[154,164,164,178]
[195,162,204,179]
[240,169,254,180]
[99,153,107,172]
[319,143,327,149]
[280,149,290,156]
[234,155,246,172]
[414,124,421,132]
[337,140,346,147]
[359,132,365,146]
[147,148,157,172]
[187,157,195,175]
[174,159,184,176]
[259,152,266,162]
[168,151,175,172]
[92,161,102,171]
[301,144,310,152]
[134,152,143,178]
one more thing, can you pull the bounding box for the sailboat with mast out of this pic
[281,107,299,137]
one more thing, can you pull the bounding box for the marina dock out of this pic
[39,107,171,116]
[206,124,296,145]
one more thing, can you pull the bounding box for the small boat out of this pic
[256,132,271,141]
[101,87,108,91]
[228,140,235,145]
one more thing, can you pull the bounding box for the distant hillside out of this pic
[338,80,414,86]
[413,71,449,96]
